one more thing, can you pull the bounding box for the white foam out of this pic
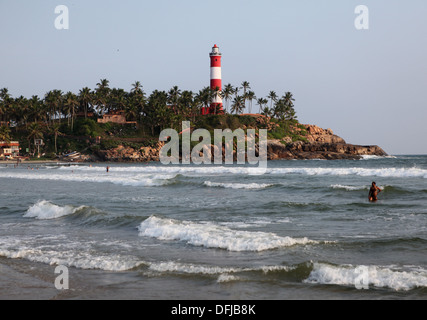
[148,261,242,275]
[138,216,317,252]
[147,260,293,275]
[360,155,397,160]
[24,200,86,220]
[331,184,391,191]
[57,165,263,175]
[331,184,368,191]
[305,263,427,291]
[0,248,144,271]
[3,165,427,181]
[269,167,427,179]
[0,236,146,271]
[0,171,175,187]
[86,165,427,179]
[204,181,273,190]
[218,218,291,229]
[217,274,240,283]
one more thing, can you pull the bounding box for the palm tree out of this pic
[53,90,64,124]
[110,88,127,113]
[126,81,146,122]
[95,79,110,114]
[283,92,295,107]
[96,79,110,90]
[0,99,4,124]
[179,90,194,118]
[44,90,63,125]
[246,91,256,114]
[125,104,138,122]
[273,98,286,120]
[241,81,251,95]
[241,81,251,112]
[222,83,234,114]
[0,88,11,123]
[131,81,143,95]
[283,92,297,121]
[257,98,268,115]
[50,123,63,154]
[196,87,214,113]
[64,92,79,131]
[15,95,29,128]
[29,95,45,124]
[268,91,278,109]
[234,86,240,98]
[260,106,273,118]
[231,96,245,115]
[146,90,168,135]
[168,86,181,114]
[44,91,54,125]
[190,97,201,122]
[0,125,11,142]
[78,87,93,119]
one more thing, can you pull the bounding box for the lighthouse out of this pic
[208,44,223,114]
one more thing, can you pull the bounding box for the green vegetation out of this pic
[0,81,304,159]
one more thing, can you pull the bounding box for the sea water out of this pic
[0,156,427,299]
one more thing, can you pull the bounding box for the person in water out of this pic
[369,182,382,202]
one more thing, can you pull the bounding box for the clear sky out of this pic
[1,0,426,154]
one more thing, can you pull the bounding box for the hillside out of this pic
[50,115,386,162]
[2,114,387,162]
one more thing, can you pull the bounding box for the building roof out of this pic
[0,141,19,147]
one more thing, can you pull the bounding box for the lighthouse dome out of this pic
[211,44,221,56]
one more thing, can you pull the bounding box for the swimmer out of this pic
[369,182,382,202]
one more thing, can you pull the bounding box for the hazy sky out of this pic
[1,0,426,154]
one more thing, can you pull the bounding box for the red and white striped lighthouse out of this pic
[208,44,223,114]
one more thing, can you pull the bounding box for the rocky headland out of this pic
[89,124,387,162]
[267,124,387,160]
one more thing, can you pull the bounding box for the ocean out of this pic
[1,156,427,300]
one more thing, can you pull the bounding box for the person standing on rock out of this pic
[369,182,382,202]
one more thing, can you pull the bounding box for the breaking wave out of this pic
[305,262,427,291]
[0,171,176,187]
[331,184,368,191]
[138,216,318,252]
[0,247,145,271]
[72,165,427,179]
[0,236,146,271]
[2,165,427,184]
[24,200,87,220]
[203,181,274,190]
[360,155,397,160]
[147,261,294,275]
[269,167,427,179]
